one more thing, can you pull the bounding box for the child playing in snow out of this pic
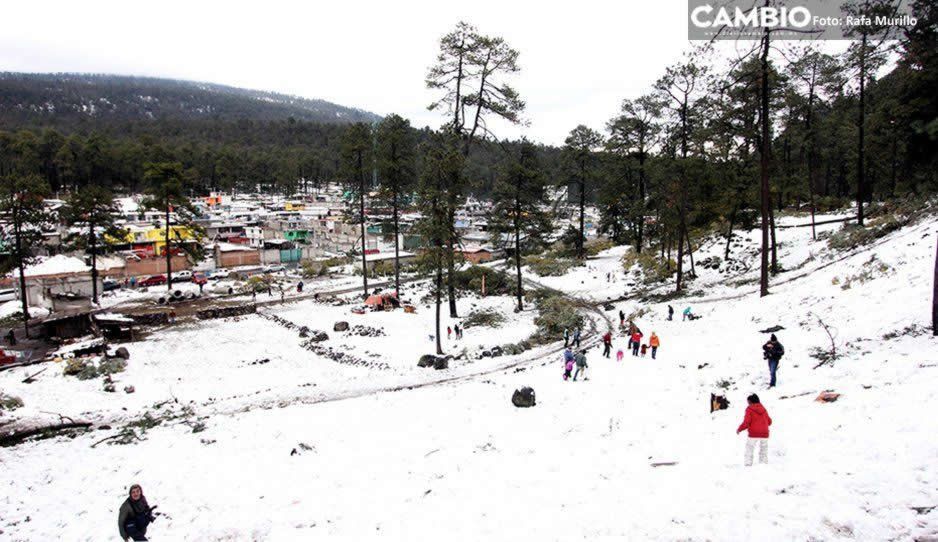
[563,359,574,381]
[640,343,648,357]
[616,348,624,362]
[737,393,772,466]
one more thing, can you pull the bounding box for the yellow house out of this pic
[285,202,306,211]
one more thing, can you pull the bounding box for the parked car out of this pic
[192,272,208,285]
[172,270,193,283]
[102,278,120,292]
[0,288,16,303]
[208,269,230,281]
[263,264,286,274]
[138,274,167,287]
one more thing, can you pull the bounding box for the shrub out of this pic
[524,255,578,277]
[584,238,615,257]
[0,393,24,412]
[533,295,584,341]
[827,197,934,251]
[622,251,674,284]
[463,308,506,329]
[452,265,516,296]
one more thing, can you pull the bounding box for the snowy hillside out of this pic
[1,210,936,541]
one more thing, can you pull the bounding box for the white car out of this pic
[263,264,286,274]
[171,270,193,283]
[208,269,230,281]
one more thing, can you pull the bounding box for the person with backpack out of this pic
[649,332,660,359]
[573,350,589,381]
[737,394,772,466]
[602,331,612,358]
[118,484,156,541]
[762,334,785,387]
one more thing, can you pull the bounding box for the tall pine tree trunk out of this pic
[676,220,685,292]
[447,233,457,317]
[359,185,368,298]
[637,152,646,253]
[165,204,173,291]
[857,34,867,227]
[435,253,444,355]
[725,205,737,261]
[933,238,937,335]
[578,178,586,259]
[514,195,523,311]
[14,218,30,338]
[759,27,771,297]
[90,221,99,305]
[393,191,400,299]
[769,202,778,274]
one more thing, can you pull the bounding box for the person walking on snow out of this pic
[447,326,452,340]
[563,347,575,381]
[573,327,581,348]
[762,334,785,387]
[616,348,624,362]
[649,332,660,359]
[668,305,674,321]
[118,484,156,541]
[640,343,648,357]
[619,310,625,328]
[563,328,570,347]
[455,324,462,339]
[602,331,613,358]
[630,329,643,356]
[573,350,589,381]
[737,394,772,466]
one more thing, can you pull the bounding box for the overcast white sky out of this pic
[2,1,703,145]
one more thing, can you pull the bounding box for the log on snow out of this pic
[0,421,92,446]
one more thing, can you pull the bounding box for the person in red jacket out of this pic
[737,393,772,466]
[630,330,643,356]
[602,331,613,358]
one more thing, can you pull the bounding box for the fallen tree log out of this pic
[0,421,92,447]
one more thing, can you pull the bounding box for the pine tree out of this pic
[0,173,50,337]
[141,162,204,289]
[562,125,604,259]
[417,131,464,355]
[376,114,416,299]
[63,185,124,305]
[340,122,374,298]
[490,139,551,311]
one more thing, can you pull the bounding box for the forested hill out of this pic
[0,73,382,127]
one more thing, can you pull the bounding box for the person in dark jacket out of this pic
[573,350,589,381]
[667,305,674,321]
[762,334,785,387]
[118,484,155,541]
[573,327,581,348]
[602,331,612,358]
[737,394,772,466]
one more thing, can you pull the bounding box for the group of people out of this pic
[562,346,589,381]
[447,324,464,340]
[562,327,582,349]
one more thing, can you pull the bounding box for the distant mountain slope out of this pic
[0,72,382,126]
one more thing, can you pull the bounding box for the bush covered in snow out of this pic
[533,295,584,340]
[524,255,578,277]
[0,392,24,412]
[463,308,506,329]
[621,250,674,284]
[452,265,515,296]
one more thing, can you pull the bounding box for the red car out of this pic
[192,272,208,285]
[138,274,167,287]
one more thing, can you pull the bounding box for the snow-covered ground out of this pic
[1,210,936,541]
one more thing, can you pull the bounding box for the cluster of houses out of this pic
[2,185,504,315]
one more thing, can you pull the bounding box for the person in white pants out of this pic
[737,393,773,466]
